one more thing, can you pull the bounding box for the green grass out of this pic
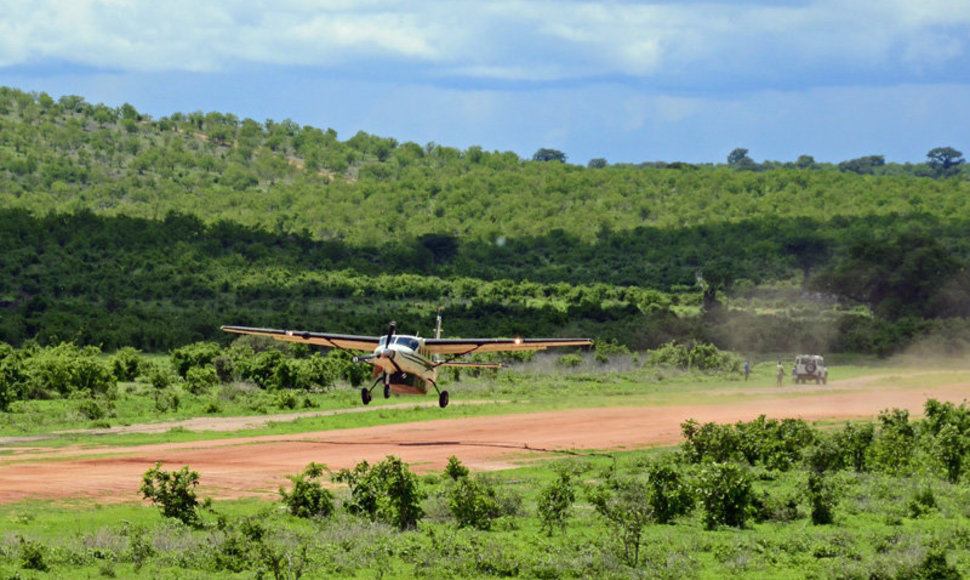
[3,443,970,578]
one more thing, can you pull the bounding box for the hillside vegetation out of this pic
[1,86,969,354]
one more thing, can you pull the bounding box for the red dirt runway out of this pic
[1,376,967,505]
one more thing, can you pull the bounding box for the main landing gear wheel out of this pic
[361,388,372,405]
[438,390,450,408]
[384,383,391,399]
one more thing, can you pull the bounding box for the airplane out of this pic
[221,310,593,408]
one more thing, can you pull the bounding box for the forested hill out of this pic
[1,86,969,354]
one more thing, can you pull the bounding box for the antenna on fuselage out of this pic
[434,307,443,340]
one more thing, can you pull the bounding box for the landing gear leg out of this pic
[428,379,450,408]
[384,382,391,399]
[362,375,383,406]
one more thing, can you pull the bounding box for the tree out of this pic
[783,232,832,285]
[727,148,754,168]
[532,148,567,163]
[926,147,965,178]
[813,230,960,321]
[838,155,885,175]
[587,158,608,168]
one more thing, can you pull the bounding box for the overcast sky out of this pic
[1,1,968,164]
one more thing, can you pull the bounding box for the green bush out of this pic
[556,354,583,368]
[18,536,49,571]
[139,462,207,527]
[170,341,221,379]
[644,458,694,524]
[680,419,741,464]
[449,475,501,530]
[334,455,425,530]
[835,421,874,472]
[0,342,27,411]
[23,342,116,397]
[110,346,143,381]
[279,462,335,519]
[185,366,218,394]
[445,456,469,481]
[537,472,576,535]
[648,340,741,372]
[805,472,837,525]
[695,462,754,529]
[871,408,916,474]
[588,477,653,567]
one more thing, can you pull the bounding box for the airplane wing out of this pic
[424,337,593,356]
[221,325,379,351]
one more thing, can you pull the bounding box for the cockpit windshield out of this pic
[393,337,420,350]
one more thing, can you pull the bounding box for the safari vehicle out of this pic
[794,354,827,384]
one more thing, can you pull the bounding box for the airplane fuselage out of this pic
[371,334,436,394]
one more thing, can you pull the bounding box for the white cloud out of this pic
[0,0,967,89]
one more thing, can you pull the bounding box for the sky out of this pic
[1,1,969,165]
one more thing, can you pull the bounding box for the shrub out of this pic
[913,549,960,580]
[334,455,425,530]
[588,477,653,566]
[24,342,115,397]
[449,475,501,530]
[139,462,207,527]
[279,462,335,519]
[0,343,27,411]
[537,472,576,535]
[695,462,753,529]
[805,472,837,525]
[649,340,741,372]
[908,486,937,518]
[871,408,916,474]
[445,456,469,481]
[556,354,583,368]
[680,419,741,464]
[835,421,874,472]
[645,458,694,524]
[933,424,967,483]
[169,341,221,379]
[110,346,142,381]
[185,366,218,394]
[18,536,48,571]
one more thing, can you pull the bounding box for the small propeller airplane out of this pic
[221,310,593,408]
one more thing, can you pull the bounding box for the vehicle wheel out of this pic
[384,383,390,399]
[361,388,372,405]
[823,376,827,385]
[438,390,449,408]
[806,363,816,373]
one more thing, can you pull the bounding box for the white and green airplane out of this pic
[222,310,592,408]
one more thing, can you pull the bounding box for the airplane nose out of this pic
[379,349,395,359]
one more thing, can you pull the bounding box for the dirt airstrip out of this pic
[0,374,967,505]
